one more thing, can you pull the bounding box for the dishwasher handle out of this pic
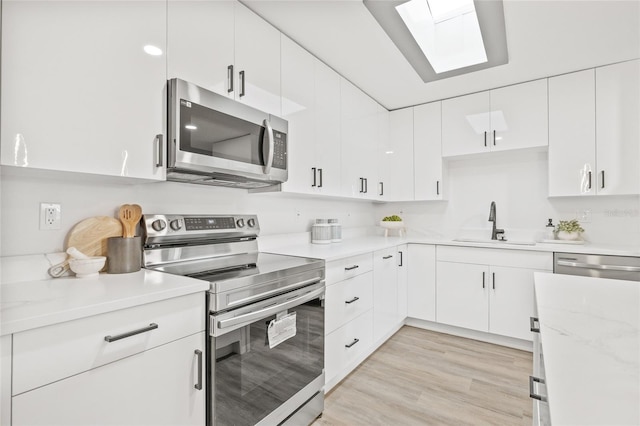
[556,260,640,272]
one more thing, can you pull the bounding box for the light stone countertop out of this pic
[0,269,209,336]
[534,272,640,426]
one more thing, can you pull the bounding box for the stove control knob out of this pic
[151,219,166,232]
[247,218,256,228]
[236,218,245,228]
[170,219,182,231]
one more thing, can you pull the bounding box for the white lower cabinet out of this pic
[407,244,436,321]
[325,271,373,335]
[1,335,10,426]
[12,332,205,426]
[373,248,399,342]
[436,247,552,341]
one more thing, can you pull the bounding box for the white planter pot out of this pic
[557,231,581,240]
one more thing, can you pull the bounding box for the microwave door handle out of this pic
[262,119,275,174]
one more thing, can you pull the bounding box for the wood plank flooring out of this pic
[314,326,533,426]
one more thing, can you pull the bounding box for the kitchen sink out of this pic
[452,238,536,246]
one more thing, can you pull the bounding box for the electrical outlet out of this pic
[577,209,592,223]
[40,203,61,230]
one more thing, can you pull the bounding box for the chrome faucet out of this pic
[488,201,505,240]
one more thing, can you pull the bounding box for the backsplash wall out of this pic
[376,151,640,246]
[0,173,376,257]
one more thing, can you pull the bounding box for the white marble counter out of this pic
[0,270,209,336]
[534,273,640,425]
[265,235,640,261]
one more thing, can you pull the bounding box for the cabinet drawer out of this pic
[325,310,373,384]
[325,271,373,334]
[325,253,373,286]
[437,246,553,270]
[13,293,205,395]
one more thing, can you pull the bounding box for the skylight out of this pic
[395,0,488,74]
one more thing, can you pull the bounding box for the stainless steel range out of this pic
[141,214,325,426]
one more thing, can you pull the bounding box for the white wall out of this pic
[376,151,640,246]
[0,173,376,256]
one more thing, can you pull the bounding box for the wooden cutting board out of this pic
[65,216,123,257]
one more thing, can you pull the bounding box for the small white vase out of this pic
[557,231,580,241]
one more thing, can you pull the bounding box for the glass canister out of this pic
[311,219,332,244]
[329,218,342,242]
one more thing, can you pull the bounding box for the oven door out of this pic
[169,78,287,183]
[209,281,325,426]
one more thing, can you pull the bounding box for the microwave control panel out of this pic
[272,132,287,170]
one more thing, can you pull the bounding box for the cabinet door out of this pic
[1,0,166,180]
[407,244,436,321]
[596,60,640,196]
[12,332,205,426]
[340,78,378,198]
[396,245,409,321]
[548,69,596,196]
[414,102,446,200]
[280,36,317,194]
[488,266,537,341]
[325,271,374,335]
[234,2,281,115]
[1,335,10,426]
[314,60,342,196]
[436,261,489,332]
[490,79,548,151]
[373,248,399,342]
[383,108,414,201]
[442,91,491,157]
[167,0,234,97]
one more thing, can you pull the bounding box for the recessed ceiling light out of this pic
[185,124,197,130]
[143,45,163,56]
[395,0,487,74]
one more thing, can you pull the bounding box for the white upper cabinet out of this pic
[442,79,548,157]
[340,78,378,199]
[375,105,391,200]
[167,1,234,97]
[234,2,281,115]
[413,102,447,200]
[383,108,414,201]
[595,60,640,196]
[1,0,166,180]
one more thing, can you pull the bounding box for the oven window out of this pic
[214,298,324,426]
[180,100,265,166]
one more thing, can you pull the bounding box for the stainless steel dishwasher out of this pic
[554,252,640,281]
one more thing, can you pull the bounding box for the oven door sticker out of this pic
[267,312,296,349]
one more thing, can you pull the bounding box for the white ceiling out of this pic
[242,0,640,110]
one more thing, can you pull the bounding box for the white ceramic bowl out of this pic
[69,256,106,278]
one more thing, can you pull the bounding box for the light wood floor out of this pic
[314,326,533,426]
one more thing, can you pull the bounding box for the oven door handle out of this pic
[217,286,325,331]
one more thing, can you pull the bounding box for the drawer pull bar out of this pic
[530,317,540,333]
[345,296,360,304]
[529,376,547,402]
[104,323,158,343]
[194,349,203,390]
[382,255,393,260]
[345,338,360,348]
[345,265,359,271]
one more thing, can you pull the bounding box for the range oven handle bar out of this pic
[226,276,324,310]
[556,260,640,272]
[217,285,325,330]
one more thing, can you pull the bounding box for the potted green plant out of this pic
[555,219,584,240]
[380,215,404,236]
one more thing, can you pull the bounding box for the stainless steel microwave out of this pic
[167,78,288,188]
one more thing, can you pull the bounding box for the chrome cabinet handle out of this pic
[262,119,274,174]
[227,65,234,93]
[104,323,158,343]
[379,181,384,196]
[345,296,360,304]
[318,168,323,188]
[155,134,163,167]
[482,271,485,289]
[194,349,203,390]
[345,265,359,271]
[312,167,317,187]
[492,272,495,289]
[529,376,547,402]
[383,255,393,260]
[239,70,245,97]
[556,260,640,272]
[530,317,540,333]
[600,170,605,189]
[398,251,403,267]
[345,338,360,348]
